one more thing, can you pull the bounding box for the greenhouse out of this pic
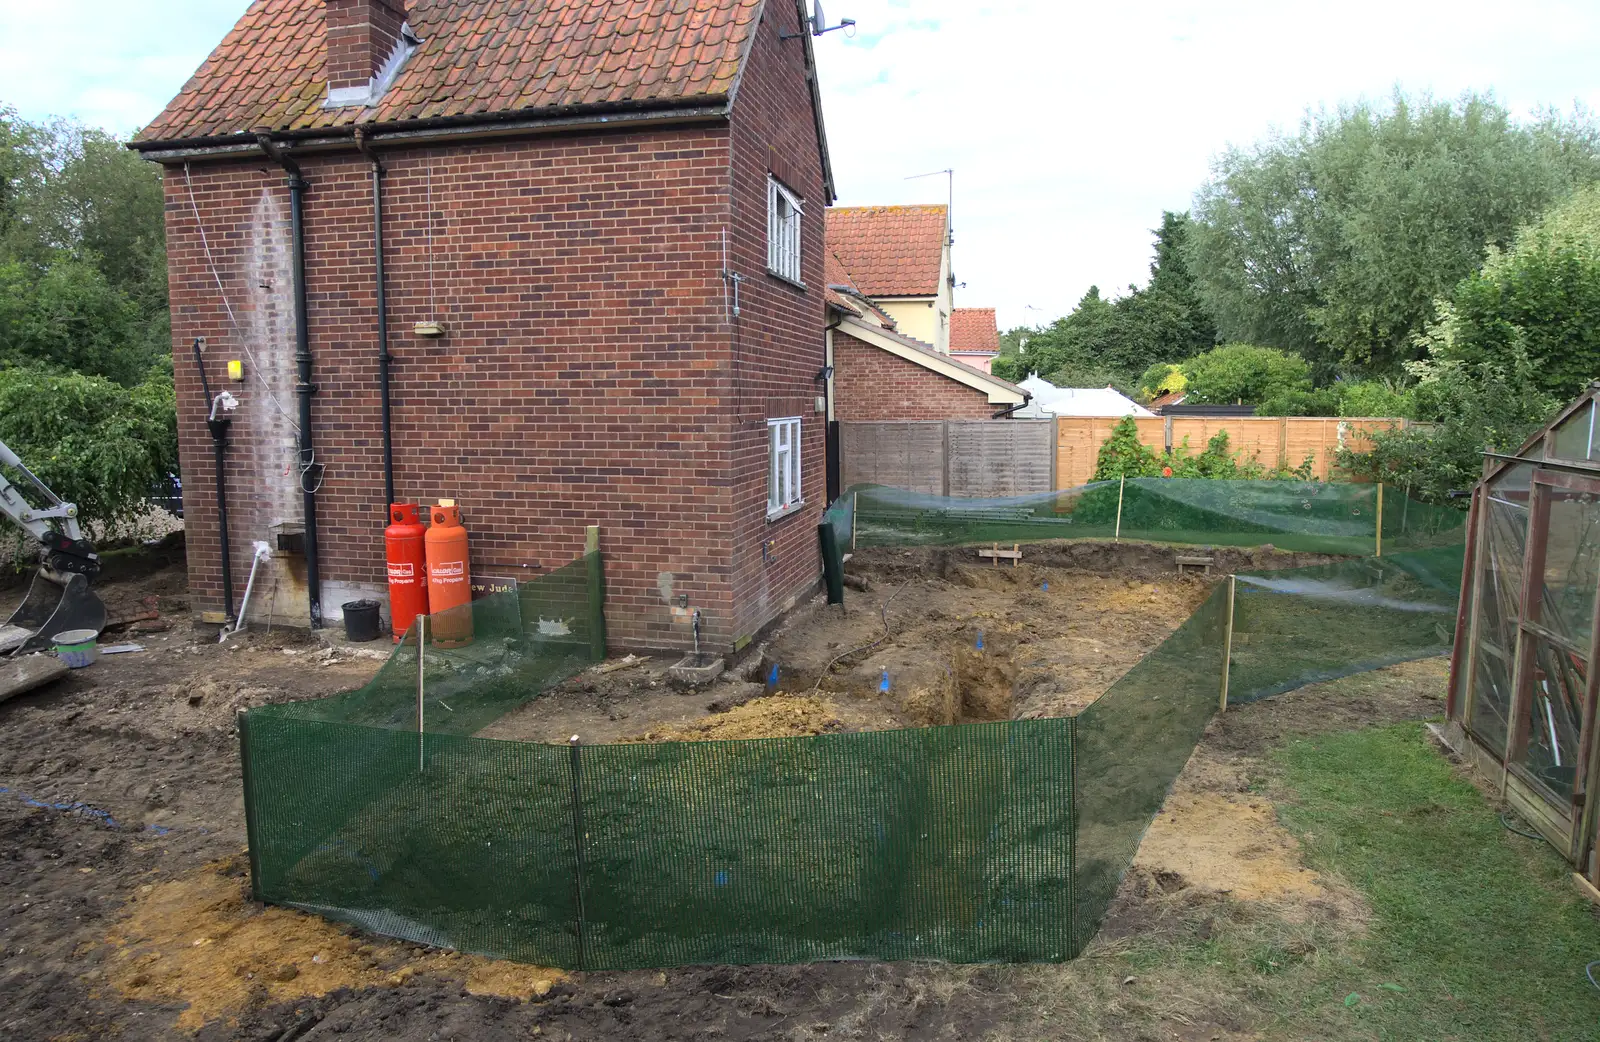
[1446,381,1600,890]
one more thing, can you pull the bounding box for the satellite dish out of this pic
[813,1,825,33]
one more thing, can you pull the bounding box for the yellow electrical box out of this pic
[227,359,244,381]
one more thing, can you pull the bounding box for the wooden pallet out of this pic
[978,543,1022,567]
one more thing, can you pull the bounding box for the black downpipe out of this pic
[191,338,235,622]
[356,129,396,508]
[259,134,324,629]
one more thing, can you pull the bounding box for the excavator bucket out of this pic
[0,570,106,656]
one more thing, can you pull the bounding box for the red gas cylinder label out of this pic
[388,562,416,581]
[430,561,465,582]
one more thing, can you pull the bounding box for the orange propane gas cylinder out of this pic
[424,499,473,646]
[385,503,428,640]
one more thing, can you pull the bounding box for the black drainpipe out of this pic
[257,133,324,629]
[991,396,1031,420]
[355,128,396,508]
[191,338,235,623]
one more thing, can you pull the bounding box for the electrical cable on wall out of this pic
[182,162,301,434]
[186,161,326,493]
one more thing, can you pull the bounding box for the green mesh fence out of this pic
[826,479,1465,555]
[1228,548,1462,704]
[241,499,1466,972]
[1072,582,1230,951]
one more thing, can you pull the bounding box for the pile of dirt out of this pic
[621,694,846,742]
[104,857,563,1031]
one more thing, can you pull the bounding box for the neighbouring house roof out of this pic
[1014,376,1153,419]
[950,307,999,355]
[133,0,834,197]
[826,248,898,328]
[1148,390,1188,412]
[836,314,1026,407]
[825,205,948,298]
[1160,403,1257,417]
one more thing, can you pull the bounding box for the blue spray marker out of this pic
[879,668,890,693]
[976,630,985,651]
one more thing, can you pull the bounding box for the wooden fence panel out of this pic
[1054,415,1413,489]
[1055,417,1164,488]
[840,422,946,495]
[1168,417,1285,470]
[946,420,1055,497]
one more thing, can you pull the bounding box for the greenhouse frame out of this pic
[1446,381,1600,888]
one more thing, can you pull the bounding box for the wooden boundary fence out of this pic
[842,416,1420,496]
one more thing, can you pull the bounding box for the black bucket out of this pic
[342,599,383,643]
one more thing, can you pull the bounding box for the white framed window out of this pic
[767,416,803,519]
[767,176,804,285]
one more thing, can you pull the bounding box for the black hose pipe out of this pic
[258,134,324,629]
[191,338,235,623]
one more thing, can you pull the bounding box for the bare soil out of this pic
[0,542,1446,1041]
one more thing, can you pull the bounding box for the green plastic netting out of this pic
[240,483,1466,972]
[824,479,1465,555]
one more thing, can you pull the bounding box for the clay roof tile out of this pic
[950,309,1001,353]
[136,0,766,143]
[825,206,949,298]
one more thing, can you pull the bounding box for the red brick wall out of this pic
[166,126,741,652]
[723,0,830,644]
[160,3,831,654]
[832,331,995,421]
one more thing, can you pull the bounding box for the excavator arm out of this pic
[0,439,106,655]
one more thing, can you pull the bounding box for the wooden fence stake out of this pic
[585,525,607,662]
[1219,574,1236,713]
[417,614,426,771]
[1115,474,1126,543]
[1375,482,1384,558]
[851,492,858,552]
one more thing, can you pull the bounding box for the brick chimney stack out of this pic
[325,0,408,102]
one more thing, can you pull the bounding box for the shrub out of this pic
[0,362,178,534]
[1181,344,1312,406]
[1092,415,1316,482]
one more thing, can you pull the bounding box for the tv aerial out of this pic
[782,1,856,39]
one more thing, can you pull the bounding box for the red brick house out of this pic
[823,206,1025,423]
[132,0,836,654]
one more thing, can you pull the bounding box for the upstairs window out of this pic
[768,417,803,519]
[767,176,803,285]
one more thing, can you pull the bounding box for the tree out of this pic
[991,213,1217,388]
[1137,362,1186,399]
[0,107,168,384]
[1338,346,1556,504]
[991,285,1115,383]
[1181,344,1312,405]
[0,107,175,537]
[1434,183,1600,399]
[1188,90,1600,376]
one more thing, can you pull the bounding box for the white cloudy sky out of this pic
[3,0,1599,329]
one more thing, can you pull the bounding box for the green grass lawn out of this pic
[1035,721,1600,1041]
[1270,723,1600,1040]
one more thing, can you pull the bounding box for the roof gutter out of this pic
[991,397,1032,420]
[129,97,732,161]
